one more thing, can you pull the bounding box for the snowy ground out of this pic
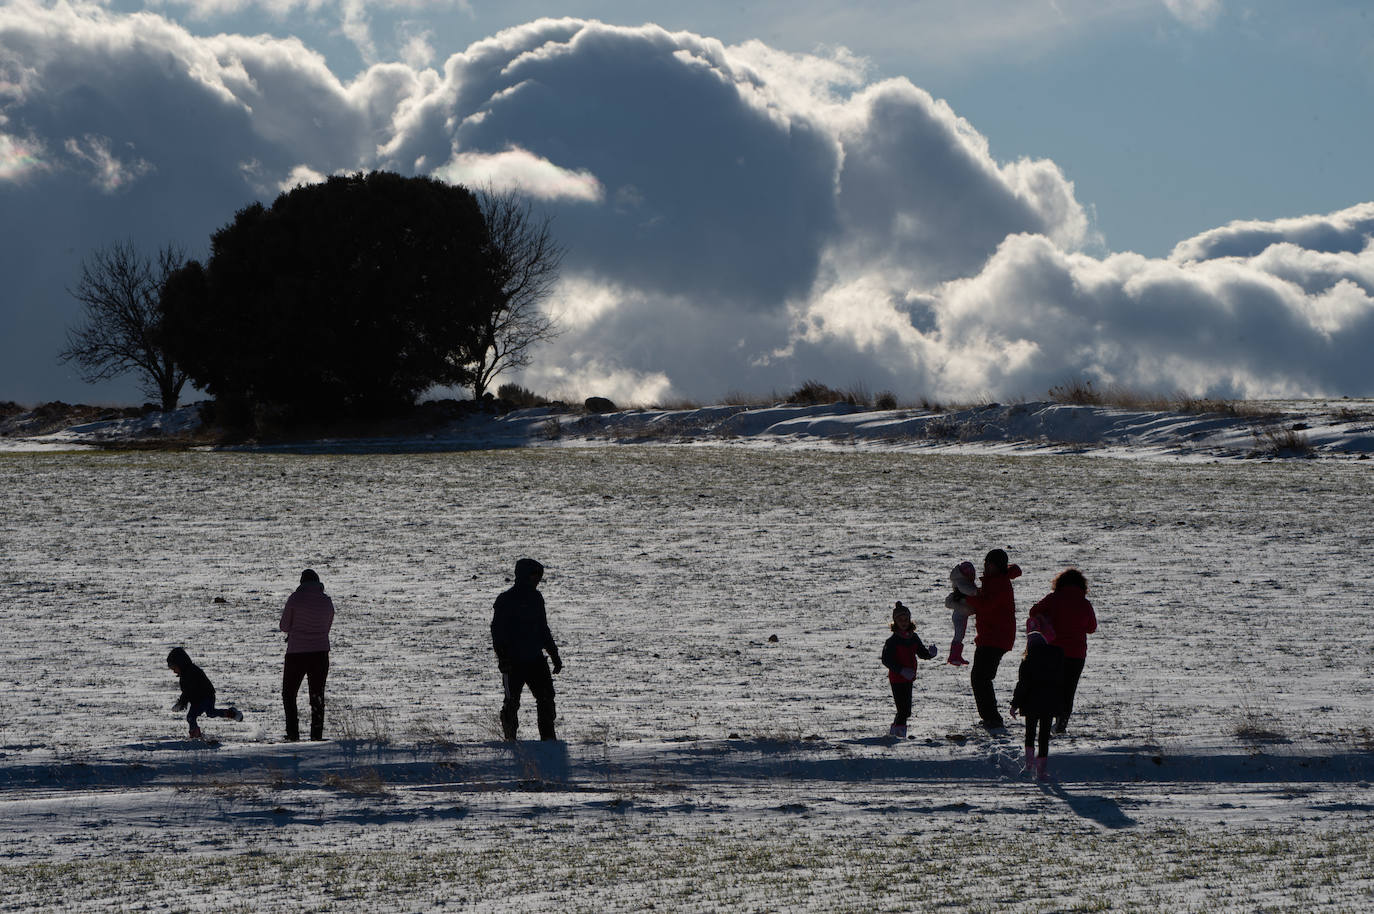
[2,436,1373,910]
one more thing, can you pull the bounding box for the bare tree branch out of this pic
[471,189,565,399]
[58,241,190,410]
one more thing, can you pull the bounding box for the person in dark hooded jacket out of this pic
[491,558,563,740]
[1009,619,1063,780]
[166,647,243,739]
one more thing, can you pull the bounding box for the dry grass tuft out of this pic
[1048,379,1283,419]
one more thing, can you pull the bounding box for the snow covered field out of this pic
[2,443,1373,911]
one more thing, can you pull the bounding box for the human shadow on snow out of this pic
[4,740,1370,797]
[1043,783,1138,829]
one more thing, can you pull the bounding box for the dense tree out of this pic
[470,190,565,400]
[58,241,189,411]
[161,172,501,422]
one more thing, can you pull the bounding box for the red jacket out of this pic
[1032,586,1097,659]
[882,630,937,683]
[965,564,1021,651]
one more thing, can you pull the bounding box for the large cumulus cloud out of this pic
[926,226,1374,398]
[2,4,1370,405]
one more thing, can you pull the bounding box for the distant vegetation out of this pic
[61,172,563,431]
[1046,378,1282,418]
[495,383,554,409]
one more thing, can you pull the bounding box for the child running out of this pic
[944,560,979,666]
[1008,618,1062,780]
[166,647,243,740]
[881,601,938,739]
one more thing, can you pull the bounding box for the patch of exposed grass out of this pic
[321,767,387,795]
[4,823,1372,913]
[330,700,394,744]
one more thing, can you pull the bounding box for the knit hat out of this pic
[892,601,911,621]
[955,561,976,580]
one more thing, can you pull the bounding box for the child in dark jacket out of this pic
[1009,619,1062,780]
[881,602,938,739]
[167,647,243,739]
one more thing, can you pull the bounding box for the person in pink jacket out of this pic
[279,568,336,741]
[963,548,1022,730]
[1029,568,1097,734]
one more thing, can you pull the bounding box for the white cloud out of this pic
[397,27,435,70]
[434,146,604,203]
[279,162,327,190]
[1163,0,1223,29]
[520,358,674,406]
[0,131,48,183]
[148,0,468,64]
[64,134,154,192]
[1170,202,1374,262]
[924,230,1374,399]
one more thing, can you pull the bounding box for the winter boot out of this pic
[947,641,969,666]
[230,708,244,723]
[888,724,907,739]
[1022,747,1035,774]
[188,726,203,739]
[1035,757,1049,781]
[1053,717,1067,734]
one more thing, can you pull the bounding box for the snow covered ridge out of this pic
[4,397,1374,459]
[0,401,205,451]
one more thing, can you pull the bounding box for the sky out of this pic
[1,0,1372,406]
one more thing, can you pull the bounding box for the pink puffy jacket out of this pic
[280,583,336,654]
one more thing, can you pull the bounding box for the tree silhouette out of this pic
[161,172,501,423]
[470,189,564,400]
[59,241,189,411]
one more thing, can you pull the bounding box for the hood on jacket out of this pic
[514,558,544,584]
[167,646,192,669]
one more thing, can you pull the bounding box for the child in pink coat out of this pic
[943,560,979,665]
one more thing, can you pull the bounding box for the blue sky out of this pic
[3,0,1372,405]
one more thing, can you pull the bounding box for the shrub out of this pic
[1047,378,1102,405]
[874,390,898,410]
[497,383,550,409]
[786,380,870,407]
[1250,425,1315,457]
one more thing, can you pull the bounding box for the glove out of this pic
[551,657,563,675]
[172,700,187,712]
[899,667,916,681]
[926,644,940,660]
[1009,705,1019,720]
